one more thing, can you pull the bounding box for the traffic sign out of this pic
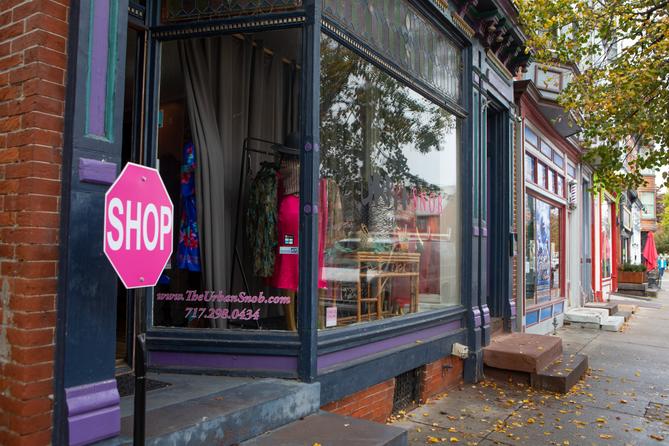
[103,163,174,289]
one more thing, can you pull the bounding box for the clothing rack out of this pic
[230,136,297,293]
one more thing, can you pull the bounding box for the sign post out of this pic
[103,163,174,445]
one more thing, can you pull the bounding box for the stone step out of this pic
[584,302,619,315]
[564,307,609,324]
[563,321,601,330]
[240,411,408,446]
[100,378,321,446]
[531,354,589,394]
[483,333,562,373]
[616,303,640,314]
[616,310,632,321]
[601,315,625,332]
[617,282,647,292]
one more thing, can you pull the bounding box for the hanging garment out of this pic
[177,142,201,272]
[246,163,279,277]
[269,177,328,291]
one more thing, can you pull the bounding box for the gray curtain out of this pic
[178,34,299,325]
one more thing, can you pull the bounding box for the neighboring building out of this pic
[639,172,659,249]
[514,62,589,334]
[0,1,530,445]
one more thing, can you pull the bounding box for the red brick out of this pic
[0,21,25,43]
[0,115,21,132]
[0,210,17,224]
[9,411,53,435]
[0,53,23,72]
[15,244,58,261]
[26,13,68,38]
[16,211,60,228]
[11,278,58,296]
[10,310,56,329]
[7,378,53,400]
[4,194,59,212]
[9,62,64,85]
[1,428,52,446]
[21,111,63,132]
[22,78,65,100]
[6,327,54,348]
[0,227,58,244]
[10,344,54,364]
[11,1,40,22]
[5,161,60,180]
[11,29,66,54]
[24,45,67,69]
[0,84,21,101]
[0,394,52,418]
[4,261,56,279]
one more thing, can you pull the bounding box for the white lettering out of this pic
[142,203,159,251]
[125,201,142,250]
[107,197,123,251]
[160,205,172,251]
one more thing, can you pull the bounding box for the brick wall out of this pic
[419,356,463,402]
[0,1,69,445]
[322,357,464,424]
[321,379,396,423]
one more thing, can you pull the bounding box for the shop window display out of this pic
[153,29,304,330]
[525,194,562,305]
[318,35,461,329]
[601,201,612,278]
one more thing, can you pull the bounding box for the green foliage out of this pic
[619,262,647,272]
[656,229,669,255]
[515,0,669,192]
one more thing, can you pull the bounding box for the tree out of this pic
[515,0,669,192]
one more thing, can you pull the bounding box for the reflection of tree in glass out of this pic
[319,35,454,218]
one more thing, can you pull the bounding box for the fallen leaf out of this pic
[449,438,459,443]
[427,436,441,444]
[599,434,613,439]
[650,434,665,441]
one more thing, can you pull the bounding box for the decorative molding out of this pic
[451,12,475,38]
[486,48,514,81]
[78,158,117,185]
[154,15,305,38]
[65,380,120,446]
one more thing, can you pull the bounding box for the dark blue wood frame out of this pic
[139,0,477,385]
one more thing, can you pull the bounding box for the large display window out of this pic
[153,28,304,331]
[525,194,562,306]
[318,34,461,329]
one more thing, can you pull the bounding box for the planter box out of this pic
[618,270,646,284]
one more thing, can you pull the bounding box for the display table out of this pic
[347,251,421,322]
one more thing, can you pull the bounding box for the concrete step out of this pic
[531,354,588,393]
[601,315,625,332]
[618,282,647,292]
[616,310,632,321]
[584,302,619,315]
[101,378,320,446]
[564,307,609,324]
[610,292,653,301]
[483,333,562,373]
[616,303,640,314]
[241,411,408,446]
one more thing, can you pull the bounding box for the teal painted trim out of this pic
[84,0,94,138]
[473,90,479,220]
[481,103,487,222]
[83,0,118,142]
[105,0,119,142]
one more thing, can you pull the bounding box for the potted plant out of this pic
[618,263,647,284]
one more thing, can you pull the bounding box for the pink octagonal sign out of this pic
[104,163,174,289]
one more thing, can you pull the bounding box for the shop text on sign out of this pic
[103,163,174,289]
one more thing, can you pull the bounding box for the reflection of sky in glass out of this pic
[402,89,458,188]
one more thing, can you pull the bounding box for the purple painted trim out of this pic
[65,379,120,446]
[88,0,110,137]
[317,321,462,370]
[78,158,117,185]
[510,300,517,317]
[473,225,480,237]
[472,307,481,328]
[481,226,488,237]
[149,352,298,371]
[481,305,491,325]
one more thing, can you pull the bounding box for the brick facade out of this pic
[322,357,463,423]
[0,1,69,445]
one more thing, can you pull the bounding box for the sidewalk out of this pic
[392,283,669,445]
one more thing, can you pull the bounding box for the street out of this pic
[393,283,669,445]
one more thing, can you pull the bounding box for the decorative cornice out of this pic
[451,12,475,38]
[153,15,305,38]
[486,49,514,80]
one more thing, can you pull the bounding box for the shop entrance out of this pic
[485,104,512,336]
[115,25,146,370]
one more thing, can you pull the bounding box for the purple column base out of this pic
[65,379,120,446]
[481,305,491,325]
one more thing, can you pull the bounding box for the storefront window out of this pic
[525,125,538,148]
[547,169,555,194]
[525,155,535,182]
[525,194,562,305]
[540,139,552,158]
[556,175,564,197]
[601,201,612,278]
[153,29,304,331]
[640,191,655,218]
[537,163,546,189]
[318,35,460,329]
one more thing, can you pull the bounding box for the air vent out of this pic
[392,368,422,415]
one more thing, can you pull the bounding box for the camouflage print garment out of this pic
[246,163,279,277]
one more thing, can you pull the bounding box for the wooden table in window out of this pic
[346,251,421,322]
